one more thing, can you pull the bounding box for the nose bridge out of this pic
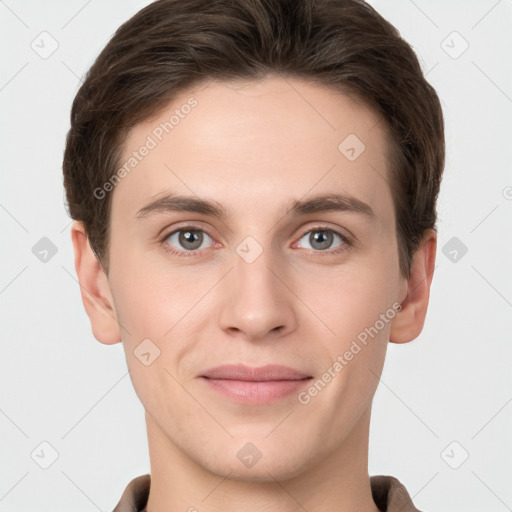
[217,235,296,340]
[235,236,279,294]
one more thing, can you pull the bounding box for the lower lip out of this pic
[201,377,312,405]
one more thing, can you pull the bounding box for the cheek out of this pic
[108,254,217,383]
[307,266,394,415]
[109,246,190,336]
[109,264,194,413]
[294,252,398,338]
[291,247,399,407]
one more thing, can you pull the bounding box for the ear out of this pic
[70,220,122,345]
[389,229,437,344]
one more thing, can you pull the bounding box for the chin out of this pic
[194,437,314,483]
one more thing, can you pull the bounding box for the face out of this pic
[106,76,406,480]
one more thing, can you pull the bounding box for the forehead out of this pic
[111,76,394,226]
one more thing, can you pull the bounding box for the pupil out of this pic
[180,230,202,249]
[312,230,332,250]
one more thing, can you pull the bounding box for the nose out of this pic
[217,244,297,342]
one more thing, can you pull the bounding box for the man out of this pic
[63,0,444,510]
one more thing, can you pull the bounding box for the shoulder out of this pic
[112,474,151,512]
[370,474,423,512]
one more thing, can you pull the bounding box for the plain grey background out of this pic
[1,1,511,511]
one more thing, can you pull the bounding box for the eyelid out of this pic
[156,219,214,239]
[158,223,219,250]
[293,224,352,246]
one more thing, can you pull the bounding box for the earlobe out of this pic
[389,229,437,344]
[70,220,122,345]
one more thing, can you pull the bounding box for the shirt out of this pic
[112,473,422,512]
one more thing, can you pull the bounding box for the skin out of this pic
[71,75,436,512]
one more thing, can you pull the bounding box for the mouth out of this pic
[200,363,311,381]
[199,364,313,405]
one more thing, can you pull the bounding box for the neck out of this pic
[144,407,380,512]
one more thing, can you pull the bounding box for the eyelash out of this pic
[159,225,352,259]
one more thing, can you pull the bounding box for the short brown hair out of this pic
[63,0,445,277]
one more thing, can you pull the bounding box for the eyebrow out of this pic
[135,192,375,221]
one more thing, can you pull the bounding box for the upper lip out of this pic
[200,364,311,381]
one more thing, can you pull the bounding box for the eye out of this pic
[295,227,350,254]
[162,227,214,256]
[159,225,351,259]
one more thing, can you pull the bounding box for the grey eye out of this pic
[298,229,344,251]
[166,229,212,251]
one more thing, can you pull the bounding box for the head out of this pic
[64,0,443,481]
